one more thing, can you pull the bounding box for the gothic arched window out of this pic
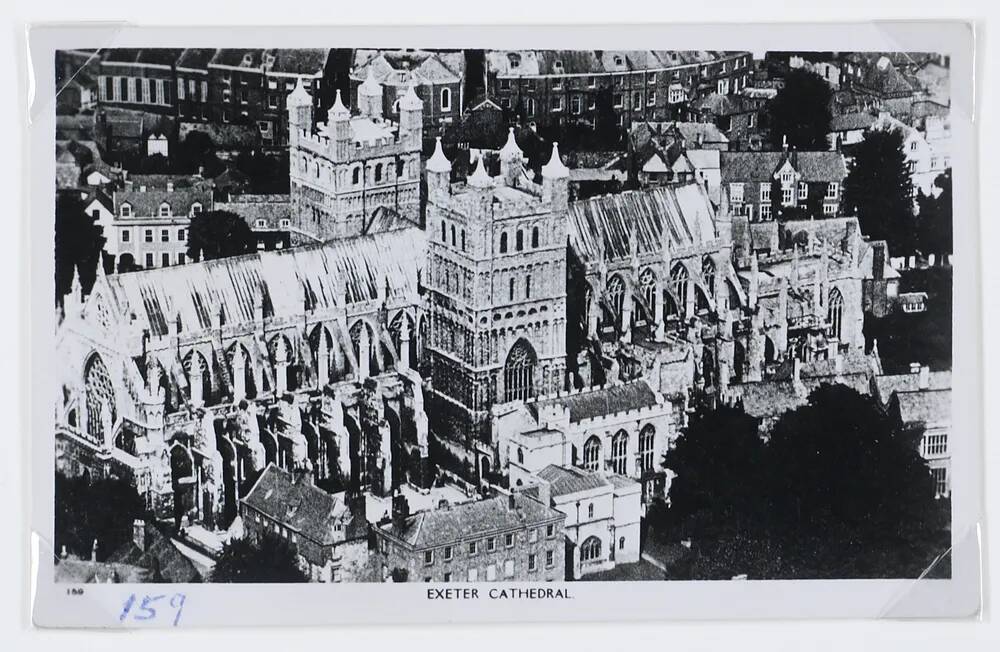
[583,435,601,471]
[374,163,383,183]
[500,231,508,253]
[441,220,447,243]
[581,536,602,562]
[828,288,845,342]
[671,263,689,316]
[352,166,361,185]
[516,229,524,251]
[611,430,628,475]
[702,256,716,299]
[588,503,595,519]
[84,353,116,444]
[182,350,211,404]
[639,267,656,314]
[607,274,626,329]
[503,339,536,403]
[461,229,466,252]
[638,425,655,474]
[451,224,456,247]
[531,226,539,248]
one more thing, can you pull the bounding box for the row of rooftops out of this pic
[485,50,750,77]
[99,48,331,77]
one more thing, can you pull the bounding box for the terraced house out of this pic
[485,50,752,129]
[374,492,566,582]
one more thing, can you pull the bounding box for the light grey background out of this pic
[4,0,998,648]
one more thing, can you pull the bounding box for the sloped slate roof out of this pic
[894,389,951,426]
[264,48,330,75]
[861,58,914,96]
[568,183,717,264]
[353,50,464,85]
[98,227,425,337]
[114,186,212,217]
[537,465,610,497]
[381,494,564,549]
[109,526,201,583]
[211,49,262,69]
[830,112,877,132]
[720,151,847,183]
[875,371,952,401]
[176,48,217,71]
[242,464,352,546]
[528,380,660,424]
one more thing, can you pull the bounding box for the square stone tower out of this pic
[423,131,570,478]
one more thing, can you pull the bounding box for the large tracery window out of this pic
[581,536,602,562]
[84,353,116,444]
[611,431,628,475]
[583,435,601,471]
[503,339,536,403]
[828,288,845,342]
[702,256,716,299]
[607,274,626,329]
[638,425,655,475]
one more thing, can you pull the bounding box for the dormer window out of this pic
[159,202,171,217]
[120,203,132,217]
[614,56,624,66]
[553,60,563,72]
[242,53,253,67]
[508,53,521,69]
[190,202,203,216]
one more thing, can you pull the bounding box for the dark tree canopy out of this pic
[767,69,833,149]
[843,128,916,253]
[654,386,949,579]
[54,191,105,304]
[210,533,309,583]
[186,210,255,262]
[54,473,148,562]
[915,170,953,257]
[663,403,765,540]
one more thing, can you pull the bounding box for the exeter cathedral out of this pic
[54,70,888,530]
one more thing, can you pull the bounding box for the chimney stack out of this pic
[391,492,410,528]
[918,365,930,390]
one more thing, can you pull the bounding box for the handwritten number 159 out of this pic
[119,593,186,626]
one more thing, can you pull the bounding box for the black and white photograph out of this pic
[25,21,983,628]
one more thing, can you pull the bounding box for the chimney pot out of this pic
[133,519,147,552]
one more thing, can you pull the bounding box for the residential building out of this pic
[485,50,752,130]
[534,464,641,578]
[373,492,566,582]
[106,175,213,270]
[350,50,466,130]
[720,149,848,221]
[175,48,215,122]
[242,464,373,582]
[871,112,948,197]
[213,193,292,251]
[287,75,422,242]
[97,48,182,116]
[874,366,952,498]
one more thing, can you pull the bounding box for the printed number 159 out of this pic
[119,593,186,626]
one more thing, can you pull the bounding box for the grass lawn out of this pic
[580,559,667,582]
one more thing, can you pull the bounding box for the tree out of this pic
[915,170,953,258]
[210,533,309,583]
[54,191,105,304]
[54,473,148,562]
[843,128,916,253]
[186,211,256,262]
[767,69,833,149]
[763,385,947,578]
[662,403,766,540]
